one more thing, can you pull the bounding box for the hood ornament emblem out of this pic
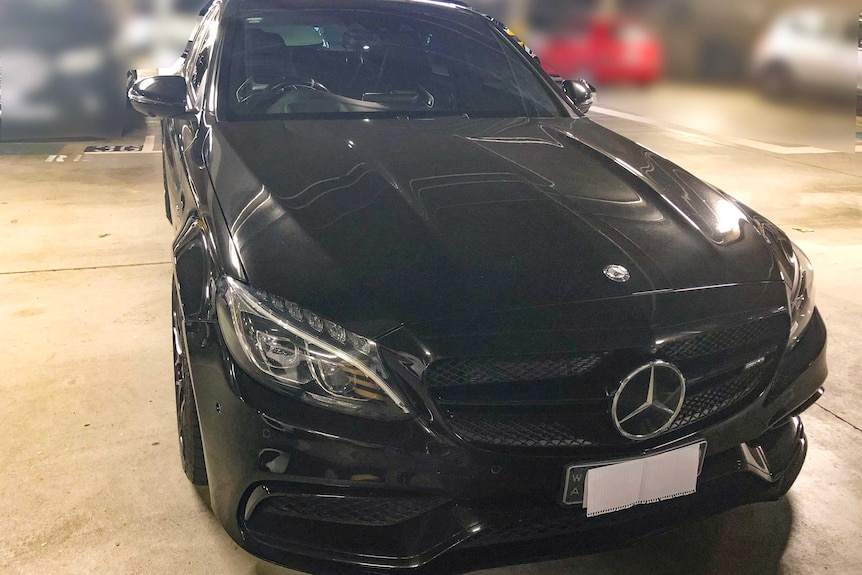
[604,265,631,283]
[612,361,686,440]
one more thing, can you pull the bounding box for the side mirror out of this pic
[128,75,188,118]
[562,79,597,114]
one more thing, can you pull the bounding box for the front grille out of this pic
[446,363,770,448]
[662,320,774,360]
[427,314,787,450]
[670,364,766,430]
[448,415,594,448]
[425,355,605,389]
[258,495,449,527]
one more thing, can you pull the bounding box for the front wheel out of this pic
[173,301,208,485]
[163,153,173,224]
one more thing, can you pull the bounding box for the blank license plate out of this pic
[562,441,707,517]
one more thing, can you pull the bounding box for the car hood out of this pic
[207,116,782,337]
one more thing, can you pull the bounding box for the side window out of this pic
[184,9,219,107]
[183,19,208,79]
[191,47,210,92]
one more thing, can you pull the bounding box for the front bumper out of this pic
[243,415,808,575]
[183,310,826,575]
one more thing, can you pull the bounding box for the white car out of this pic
[752,7,858,99]
[857,14,861,116]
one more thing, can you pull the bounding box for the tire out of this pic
[173,300,208,485]
[759,64,795,101]
[163,153,173,225]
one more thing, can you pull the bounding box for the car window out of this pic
[184,16,209,79]
[223,7,565,119]
[185,7,220,106]
[191,47,210,92]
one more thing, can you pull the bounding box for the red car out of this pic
[535,17,662,84]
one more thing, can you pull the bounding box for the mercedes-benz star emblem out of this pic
[612,361,686,440]
[604,264,631,283]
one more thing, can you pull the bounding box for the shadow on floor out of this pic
[512,498,795,575]
[193,483,212,509]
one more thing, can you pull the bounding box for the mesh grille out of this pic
[425,355,605,388]
[663,320,774,360]
[260,495,449,527]
[428,317,784,450]
[461,506,583,548]
[447,366,769,448]
[671,366,766,430]
[448,415,594,448]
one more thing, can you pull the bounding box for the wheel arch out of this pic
[172,196,245,325]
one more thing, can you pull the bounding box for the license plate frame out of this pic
[561,439,708,508]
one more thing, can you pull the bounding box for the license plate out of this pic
[562,440,707,517]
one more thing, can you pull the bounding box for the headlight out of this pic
[738,212,815,349]
[217,277,412,420]
[787,242,816,348]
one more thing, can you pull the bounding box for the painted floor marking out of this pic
[83,136,160,155]
[592,106,842,155]
[45,154,89,163]
[45,136,160,162]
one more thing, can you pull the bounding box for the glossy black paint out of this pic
[129,76,189,118]
[185,315,825,573]
[161,1,828,573]
[208,116,780,336]
[561,79,597,113]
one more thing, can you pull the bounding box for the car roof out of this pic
[227,0,474,12]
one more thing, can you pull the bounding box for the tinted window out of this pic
[223,7,564,119]
[191,48,210,91]
[185,8,219,104]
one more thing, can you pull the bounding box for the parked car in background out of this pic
[131,1,826,573]
[0,0,126,140]
[532,16,662,84]
[857,13,861,116]
[752,7,858,99]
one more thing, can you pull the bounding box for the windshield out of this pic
[222,7,566,119]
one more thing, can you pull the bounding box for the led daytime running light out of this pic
[223,277,410,415]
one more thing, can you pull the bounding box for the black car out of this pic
[130,1,827,573]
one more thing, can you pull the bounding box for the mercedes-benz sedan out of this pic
[131,1,827,573]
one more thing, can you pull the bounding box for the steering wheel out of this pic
[249,78,330,107]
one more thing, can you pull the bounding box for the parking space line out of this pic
[0,261,172,276]
[83,149,161,155]
[592,106,840,155]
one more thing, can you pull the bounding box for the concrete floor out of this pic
[599,82,854,153]
[1,107,861,575]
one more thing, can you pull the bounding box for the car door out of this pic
[164,4,220,231]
